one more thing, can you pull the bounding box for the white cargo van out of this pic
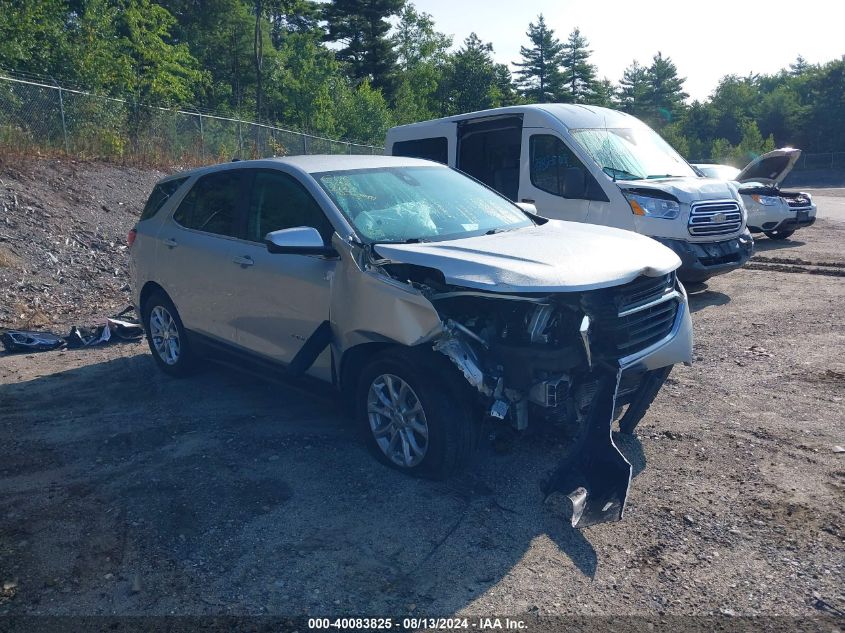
[385,104,753,283]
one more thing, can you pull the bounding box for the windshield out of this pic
[315,166,533,243]
[570,127,696,181]
[697,165,741,181]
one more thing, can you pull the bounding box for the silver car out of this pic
[130,155,693,527]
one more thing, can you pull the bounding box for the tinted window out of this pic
[530,135,589,198]
[140,177,187,221]
[246,171,333,242]
[392,137,448,164]
[173,171,245,237]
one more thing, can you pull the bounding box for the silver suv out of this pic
[130,155,693,527]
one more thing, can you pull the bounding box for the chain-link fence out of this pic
[794,152,845,171]
[0,74,382,165]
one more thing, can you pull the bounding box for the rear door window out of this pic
[140,177,187,221]
[392,137,448,164]
[246,170,333,242]
[173,171,246,237]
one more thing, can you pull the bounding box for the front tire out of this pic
[763,229,795,240]
[618,366,672,435]
[355,348,475,479]
[142,291,195,376]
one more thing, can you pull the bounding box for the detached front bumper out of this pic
[656,231,754,283]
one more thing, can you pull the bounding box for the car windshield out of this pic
[570,127,697,181]
[698,165,741,180]
[314,166,533,243]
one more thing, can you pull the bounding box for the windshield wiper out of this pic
[646,174,684,179]
[485,227,519,235]
[603,166,641,180]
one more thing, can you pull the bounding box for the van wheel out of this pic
[142,291,195,376]
[763,229,795,240]
[356,349,475,479]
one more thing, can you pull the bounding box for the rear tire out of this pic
[763,229,795,240]
[142,291,195,376]
[355,348,476,479]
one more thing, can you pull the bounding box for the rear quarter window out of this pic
[140,177,188,221]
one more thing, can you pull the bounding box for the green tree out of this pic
[323,0,404,99]
[586,77,614,107]
[440,33,500,115]
[644,51,688,127]
[271,32,340,135]
[335,78,392,143]
[559,27,597,103]
[617,60,650,116]
[390,3,452,124]
[117,0,206,105]
[0,0,70,78]
[513,14,563,104]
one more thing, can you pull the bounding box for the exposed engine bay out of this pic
[739,185,813,209]
[362,249,687,527]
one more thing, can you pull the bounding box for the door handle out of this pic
[521,198,535,203]
[232,255,254,267]
[163,238,178,248]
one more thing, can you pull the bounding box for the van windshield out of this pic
[570,127,696,181]
[314,166,533,244]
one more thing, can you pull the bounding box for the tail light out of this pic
[127,228,137,247]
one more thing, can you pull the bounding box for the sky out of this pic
[410,0,845,101]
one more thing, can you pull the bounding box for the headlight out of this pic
[751,194,781,206]
[623,192,680,219]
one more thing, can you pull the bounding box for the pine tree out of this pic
[559,27,597,103]
[645,51,688,126]
[441,33,499,115]
[513,14,563,103]
[617,60,650,116]
[323,0,404,99]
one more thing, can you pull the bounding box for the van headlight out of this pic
[623,192,680,219]
[751,194,781,206]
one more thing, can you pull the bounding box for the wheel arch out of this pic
[139,281,171,315]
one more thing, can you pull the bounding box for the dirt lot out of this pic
[0,161,843,619]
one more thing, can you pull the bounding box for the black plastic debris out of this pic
[541,367,633,528]
[1,307,144,354]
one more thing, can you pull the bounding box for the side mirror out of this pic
[265,227,337,257]
[562,167,587,199]
[516,202,538,214]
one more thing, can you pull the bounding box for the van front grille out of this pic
[688,200,743,237]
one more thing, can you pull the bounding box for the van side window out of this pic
[173,171,246,237]
[392,137,448,164]
[141,177,187,221]
[457,117,522,201]
[530,135,590,198]
[246,171,333,242]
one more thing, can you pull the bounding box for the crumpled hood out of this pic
[618,177,738,203]
[373,220,681,292]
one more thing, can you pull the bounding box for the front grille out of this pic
[786,196,811,209]
[688,200,743,237]
[585,273,680,359]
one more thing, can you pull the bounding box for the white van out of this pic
[385,104,754,283]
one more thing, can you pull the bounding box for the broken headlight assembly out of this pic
[623,191,680,219]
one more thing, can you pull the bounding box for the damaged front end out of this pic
[337,239,693,528]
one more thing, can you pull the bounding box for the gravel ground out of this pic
[0,161,843,620]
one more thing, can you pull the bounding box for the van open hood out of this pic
[735,148,802,186]
[373,220,680,293]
